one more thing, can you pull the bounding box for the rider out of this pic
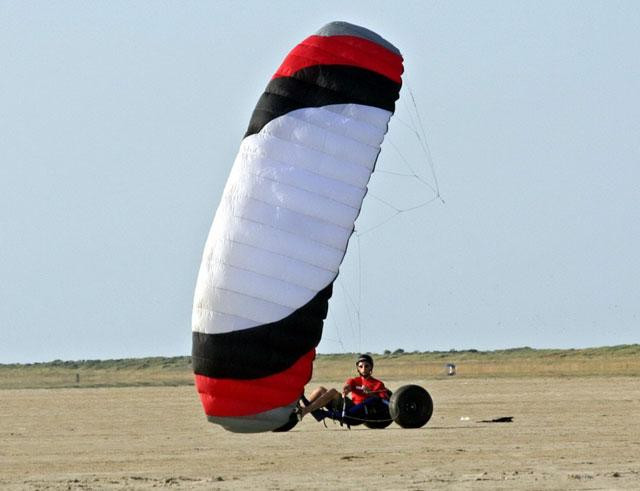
[297,353,389,420]
[344,353,389,404]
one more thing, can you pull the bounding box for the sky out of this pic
[1,1,639,363]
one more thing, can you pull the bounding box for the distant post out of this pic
[76,373,80,385]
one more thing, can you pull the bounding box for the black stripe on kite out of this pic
[192,284,333,379]
[245,65,401,137]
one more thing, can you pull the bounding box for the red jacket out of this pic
[344,375,389,405]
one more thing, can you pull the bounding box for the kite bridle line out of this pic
[327,73,443,355]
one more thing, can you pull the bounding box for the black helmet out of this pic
[356,354,374,368]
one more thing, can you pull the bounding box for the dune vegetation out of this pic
[1,345,638,390]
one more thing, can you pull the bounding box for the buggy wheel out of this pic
[389,385,433,428]
[364,418,393,429]
[362,399,393,429]
[272,413,298,432]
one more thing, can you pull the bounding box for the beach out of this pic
[1,376,638,489]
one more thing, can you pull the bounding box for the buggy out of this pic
[275,384,433,432]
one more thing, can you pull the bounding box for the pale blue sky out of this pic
[1,1,638,363]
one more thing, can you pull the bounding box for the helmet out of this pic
[356,354,374,368]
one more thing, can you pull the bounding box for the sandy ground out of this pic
[1,377,639,490]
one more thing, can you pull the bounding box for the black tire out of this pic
[362,399,393,429]
[364,418,393,429]
[272,413,298,432]
[389,385,433,428]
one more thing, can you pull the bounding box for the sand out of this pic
[1,377,639,490]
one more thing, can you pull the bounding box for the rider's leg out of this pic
[305,386,328,405]
[299,388,341,419]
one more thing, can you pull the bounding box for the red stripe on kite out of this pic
[273,35,403,84]
[195,349,315,417]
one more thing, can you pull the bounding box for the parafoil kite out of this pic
[192,21,403,432]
